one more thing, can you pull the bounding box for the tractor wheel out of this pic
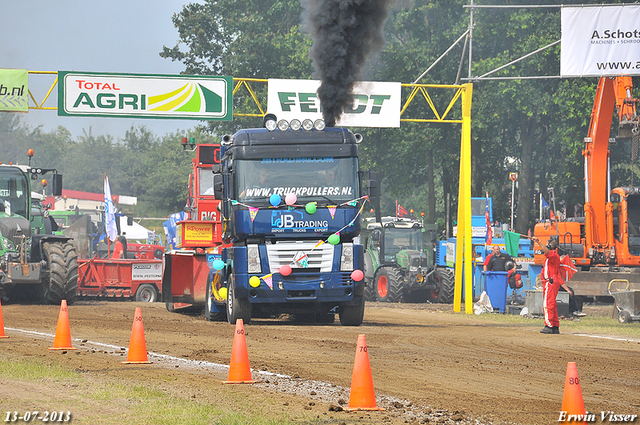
[226,274,252,325]
[363,276,376,302]
[41,242,79,305]
[338,295,365,326]
[374,267,403,303]
[205,274,226,321]
[135,284,158,302]
[427,267,455,304]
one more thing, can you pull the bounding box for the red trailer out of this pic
[77,258,164,302]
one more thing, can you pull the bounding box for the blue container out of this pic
[484,271,508,313]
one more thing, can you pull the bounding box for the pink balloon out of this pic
[279,264,292,276]
[351,269,364,282]
[285,193,297,206]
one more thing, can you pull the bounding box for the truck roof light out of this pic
[289,119,302,131]
[314,119,325,131]
[263,113,278,131]
[302,119,314,131]
[277,119,290,131]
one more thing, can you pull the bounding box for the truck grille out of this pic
[266,241,334,273]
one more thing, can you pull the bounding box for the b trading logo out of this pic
[271,210,329,233]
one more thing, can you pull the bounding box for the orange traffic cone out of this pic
[560,362,588,424]
[0,299,8,338]
[345,334,384,411]
[222,319,255,384]
[122,308,152,364]
[49,300,76,350]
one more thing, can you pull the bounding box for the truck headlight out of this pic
[340,243,353,271]
[247,244,261,273]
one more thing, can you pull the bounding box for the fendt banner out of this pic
[267,79,401,128]
[58,71,232,120]
[0,68,28,112]
[561,4,640,77]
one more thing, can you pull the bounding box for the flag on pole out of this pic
[397,203,409,218]
[504,230,520,257]
[560,255,577,282]
[104,174,117,242]
[541,196,555,220]
[485,194,493,245]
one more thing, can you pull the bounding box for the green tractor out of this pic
[0,161,79,304]
[362,217,455,303]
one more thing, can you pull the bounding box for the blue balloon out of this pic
[270,193,282,207]
[212,259,225,271]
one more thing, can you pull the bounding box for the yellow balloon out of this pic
[218,287,228,299]
[249,276,261,288]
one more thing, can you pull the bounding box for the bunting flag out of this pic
[314,240,325,248]
[261,274,273,290]
[249,207,259,222]
[328,206,337,218]
[294,251,309,268]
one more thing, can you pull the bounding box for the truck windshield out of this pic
[0,167,29,218]
[235,157,359,204]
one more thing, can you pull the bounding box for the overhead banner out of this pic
[561,5,640,77]
[267,79,401,128]
[58,71,233,120]
[0,68,29,112]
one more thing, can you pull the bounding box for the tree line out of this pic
[2,0,638,235]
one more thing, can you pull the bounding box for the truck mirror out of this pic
[51,173,63,197]
[127,216,133,226]
[213,174,224,199]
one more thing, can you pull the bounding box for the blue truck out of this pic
[206,116,369,325]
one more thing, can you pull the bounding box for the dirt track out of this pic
[1,301,639,425]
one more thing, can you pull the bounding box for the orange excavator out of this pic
[533,76,640,298]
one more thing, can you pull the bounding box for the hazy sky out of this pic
[1,0,200,139]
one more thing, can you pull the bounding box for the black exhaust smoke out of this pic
[302,0,392,127]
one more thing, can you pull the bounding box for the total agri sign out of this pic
[58,71,232,120]
[267,79,401,128]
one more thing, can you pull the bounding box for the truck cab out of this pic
[211,117,367,325]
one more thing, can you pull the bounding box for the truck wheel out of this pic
[427,267,455,304]
[135,284,158,302]
[374,267,403,303]
[226,274,252,325]
[339,295,365,326]
[205,274,226,321]
[42,242,79,305]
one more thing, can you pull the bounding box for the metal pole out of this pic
[511,179,515,231]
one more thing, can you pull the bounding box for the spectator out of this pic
[483,245,523,290]
[112,235,126,259]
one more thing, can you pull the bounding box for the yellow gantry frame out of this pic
[27,72,474,312]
